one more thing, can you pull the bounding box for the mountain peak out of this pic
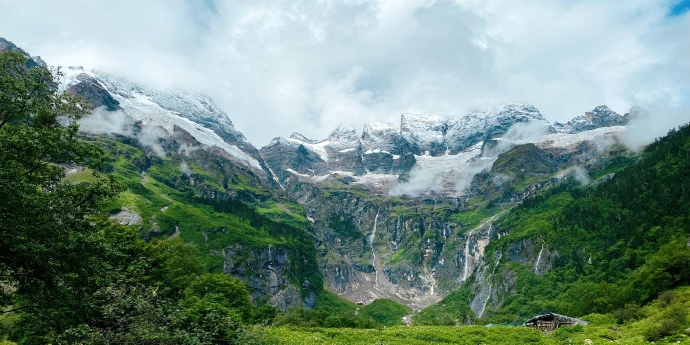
[328,124,358,141]
[289,132,315,142]
[591,105,612,113]
[0,37,19,53]
[400,113,446,127]
[555,105,628,133]
[362,122,398,138]
[469,103,545,121]
[0,37,40,68]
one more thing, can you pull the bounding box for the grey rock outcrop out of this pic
[65,73,121,111]
[261,103,630,310]
[223,244,316,310]
[554,105,629,133]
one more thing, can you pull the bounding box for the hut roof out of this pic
[524,313,588,326]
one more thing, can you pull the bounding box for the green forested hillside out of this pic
[417,123,690,341]
[84,134,321,289]
[3,45,690,344]
[0,49,327,344]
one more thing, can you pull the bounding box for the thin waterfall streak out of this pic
[534,243,545,274]
[463,229,475,281]
[369,210,380,288]
[479,283,492,318]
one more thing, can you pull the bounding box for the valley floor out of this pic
[265,323,690,345]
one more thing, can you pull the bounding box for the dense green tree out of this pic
[417,122,690,329]
[184,273,252,319]
[0,51,273,344]
[0,50,120,341]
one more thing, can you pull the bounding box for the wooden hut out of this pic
[523,313,588,331]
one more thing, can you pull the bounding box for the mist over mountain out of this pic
[2,35,690,344]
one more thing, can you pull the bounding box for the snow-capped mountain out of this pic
[0,37,45,68]
[59,66,278,184]
[260,104,631,307]
[260,104,628,197]
[446,104,551,153]
[554,105,629,133]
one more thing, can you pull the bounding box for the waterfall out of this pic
[478,282,492,318]
[369,210,380,288]
[534,243,544,274]
[463,229,475,281]
[479,252,502,318]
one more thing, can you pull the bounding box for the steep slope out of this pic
[554,105,629,133]
[0,37,45,68]
[7,34,643,315]
[416,123,690,325]
[55,64,320,309]
[261,104,631,309]
[68,136,320,309]
[262,104,555,195]
[60,67,280,188]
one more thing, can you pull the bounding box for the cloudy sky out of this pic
[1,0,689,146]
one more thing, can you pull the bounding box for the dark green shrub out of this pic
[613,303,642,324]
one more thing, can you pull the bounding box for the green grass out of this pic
[62,167,100,183]
[267,287,690,344]
[265,325,552,345]
[414,285,473,326]
[544,287,690,344]
[313,290,358,315]
[450,204,501,232]
[78,134,323,292]
[256,202,309,227]
[387,247,419,266]
[359,299,412,326]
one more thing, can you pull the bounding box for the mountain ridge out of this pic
[0,36,641,312]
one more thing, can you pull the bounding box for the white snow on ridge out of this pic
[364,149,391,155]
[286,138,330,162]
[327,170,355,176]
[536,126,626,148]
[285,168,311,178]
[57,66,100,92]
[58,67,264,172]
[413,142,484,174]
[115,91,264,171]
[390,125,627,196]
[363,148,401,159]
[400,113,446,144]
[352,172,398,186]
[365,122,398,132]
[287,168,398,188]
[311,170,355,182]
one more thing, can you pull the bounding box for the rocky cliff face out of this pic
[60,66,281,189]
[262,105,629,309]
[0,37,43,68]
[223,244,316,310]
[4,36,635,315]
[285,182,481,309]
[57,65,315,310]
[466,235,559,321]
[554,105,629,133]
[65,73,122,111]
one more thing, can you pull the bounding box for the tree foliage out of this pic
[417,121,690,337]
[0,50,271,345]
[476,122,690,324]
[0,50,120,337]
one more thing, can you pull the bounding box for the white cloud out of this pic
[621,105,690,151]
[1,0,689,147]
[79,108,169,157]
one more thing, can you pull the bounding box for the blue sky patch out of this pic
[669,0,690,16]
